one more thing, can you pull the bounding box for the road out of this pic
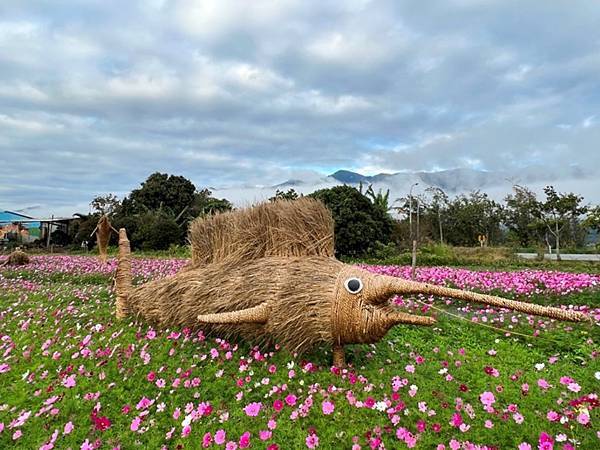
[516,253,600,262]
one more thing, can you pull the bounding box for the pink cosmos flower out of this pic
[226,442,238,450]
[243,402,262,417]
[322,400,334,415]
[538,432,554,450]
[214,429,226,445]
[285,394,297,406]
[63,421,74,435]
[239,431,251,448]
[202,432,213,448]
[306,433,319,449]
[479,391,496,407]
[130,417,141,432]
[537,379,551,390]
[62,375,76,388]
[517,444,531,450]
[576,413,590,425]
[273,399,283,412]
[546,411,560,422]
[259,430,272,440]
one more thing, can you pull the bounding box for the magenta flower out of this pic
[239,431,251,448]
[479,391,496,408]
[243,402,262,417]
[322,400,335,415]
[306,433,319,449]
[285,394,297,406]
[215,429,226,445]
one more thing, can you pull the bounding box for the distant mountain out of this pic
[329,170,371,184]
[212,166,599,209]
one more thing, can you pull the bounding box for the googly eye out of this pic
[344,277,363,294]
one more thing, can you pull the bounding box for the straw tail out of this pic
[391,279,589,323]
[115,228,132,319]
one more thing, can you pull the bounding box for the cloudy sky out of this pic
[1,0,599,215]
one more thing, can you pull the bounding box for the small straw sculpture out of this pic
[1,248,31,267]
[188,198,335,267]
[92,215,117,264]
[115,200,591,366]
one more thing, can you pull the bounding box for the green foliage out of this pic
[364,185,391,213]
[585,205,600,232]
[269,188,300,202]
[538,186,588,257]
[131,211,184,250]
[90,193,121,215]
[504,185,541,247]
[443,191,504,246]
[122,172,196,216]
[310,185,394,257]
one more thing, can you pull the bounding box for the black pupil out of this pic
[347,279,361,292]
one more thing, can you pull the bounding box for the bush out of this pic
[310,185,394,257]
[132,212,184,250]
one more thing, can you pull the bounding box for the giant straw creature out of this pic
[115,198,590,366]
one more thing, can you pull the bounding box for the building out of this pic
[0,210,79,246]
[0,211,41,243]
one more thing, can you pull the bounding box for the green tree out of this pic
[364,185,391,214]
[122,172,196,216]
[425,187,448,245]
[309,185,394,257]
[90,194,121,216]
[584,205,600,232]
[444,191,504,246]
[269,189,300,202]
[504,185,539,247]
[132,211,184,251]
[537,186,588,260]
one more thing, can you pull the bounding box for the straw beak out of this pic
[373,276,590,323]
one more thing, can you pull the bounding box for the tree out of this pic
[186,189,233,221]
[132,211,184,250]
[269,189,300,202]
[364,185,391,214]
[425,187,448,245]
[443,191,504,246]
[309,185,394,257]
[504,185,539,247]
[90,194,121,216]
[537,186,588,260]
[123,172,196,216]
[584,205,600,232]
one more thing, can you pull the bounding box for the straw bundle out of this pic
[188,198,334,267]
[1,249,30,267]
[96,215,112,263]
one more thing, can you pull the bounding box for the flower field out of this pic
[0,256,599,449]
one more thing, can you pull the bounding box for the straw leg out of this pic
[333,345,346,367]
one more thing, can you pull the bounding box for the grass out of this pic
[0,258,598,449]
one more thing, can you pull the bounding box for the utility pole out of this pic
[409,182,419,280]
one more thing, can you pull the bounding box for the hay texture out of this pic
[116,196,590,366]
[95,215,113,263]
[188,198,334,267]
[1,249,30,267]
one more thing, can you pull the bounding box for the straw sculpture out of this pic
[188,197,334,267]
[115,200,590,366]
[1,248,30,267]
[91,215,117,263]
